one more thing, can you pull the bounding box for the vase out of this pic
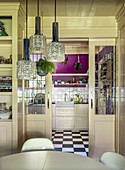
[37,68,48,76]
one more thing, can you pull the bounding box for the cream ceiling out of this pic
[0,0,124,17]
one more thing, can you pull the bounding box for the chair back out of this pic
[100,152,125,170]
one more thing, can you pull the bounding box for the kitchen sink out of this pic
[56,101,74,107]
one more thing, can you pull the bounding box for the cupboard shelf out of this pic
[0,36,12,41]
[54,83,87,87]
[52,73,88,76]
[0,92,12,95]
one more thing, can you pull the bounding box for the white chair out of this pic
[99,151,125,170]
[21,138,54,152]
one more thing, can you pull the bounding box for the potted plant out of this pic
[36,58,56,76]
[79,77,83,84]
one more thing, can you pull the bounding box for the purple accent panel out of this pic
[54,54,88,74]
[54,84,86,87]
[52,76,88,82]
[96,46,113,62]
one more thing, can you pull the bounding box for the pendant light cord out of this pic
[55,0,56,22]
[26,0,28,39]
[24,0,29,60]
[37,0,39,16]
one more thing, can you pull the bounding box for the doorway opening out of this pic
[51,41,89,156]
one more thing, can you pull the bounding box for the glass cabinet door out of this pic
[89,39,116,159]
[95,46,116,115]
[25,75,46,115]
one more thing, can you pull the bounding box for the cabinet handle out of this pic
[91,99,93,109]
[48,98,49,109]
[47,92,50,109]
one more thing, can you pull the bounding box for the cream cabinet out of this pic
[25,74,52,140]
[52,104,56,129]
[74,104,88,130]
[0,121,12,157]
[89,39,116,159]
[55,106,75,129]
[53,104,88,130]
[0,3,21,156]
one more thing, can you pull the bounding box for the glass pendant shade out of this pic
[29,33,46,54]
[46,41,65,62]
[17,39,37,80]
[17,0,37,80]
[17,60,37,80]
[29,14,46,54]
[46,15,65,62]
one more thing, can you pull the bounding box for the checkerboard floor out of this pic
[52,130,89,156]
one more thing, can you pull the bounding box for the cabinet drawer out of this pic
[56,107,74,116]
[56,117,75,129]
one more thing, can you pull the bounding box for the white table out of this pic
[0,151,110,170]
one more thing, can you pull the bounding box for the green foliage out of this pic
[36,58,56,74]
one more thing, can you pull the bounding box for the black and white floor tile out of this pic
[52,130,89,156]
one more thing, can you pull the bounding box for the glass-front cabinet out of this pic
[0,3,20,156]
[18,54,52,140]
[25,76,46,115]
[89,39,116,159]
[95,46,116,115]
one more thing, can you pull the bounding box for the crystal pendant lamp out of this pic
[17,0,37,80]
[46,0,65,62]
[29,0,46,54]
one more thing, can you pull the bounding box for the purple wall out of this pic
[54,54,88,74]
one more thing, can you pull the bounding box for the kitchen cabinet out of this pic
[56,117,75,129]
[0,121,12,157]
[52,104,56,129]
[55,106,75,129]
[52,104,88,130]
[24,74,52,140]
[89,39,116,159]
[95,48,115,115]
[0,3,20,156]
[74,104,88,130]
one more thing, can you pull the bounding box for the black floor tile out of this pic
[52,130,89,156]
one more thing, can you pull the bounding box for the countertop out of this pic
[52,102,88,104]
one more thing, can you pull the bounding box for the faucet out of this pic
[64,93,67,101]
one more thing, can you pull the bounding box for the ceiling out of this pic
[0,0,124,17]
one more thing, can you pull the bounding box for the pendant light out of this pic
[29,0,46,54]
[46,0,65,62]
[17,0,37,80]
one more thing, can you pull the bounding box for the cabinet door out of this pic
[26,116,46,139]
[56,117,74,129]
[52,104,56,129]
[23,74,52,140]
[89,39,116,159]
[0,122,12,157]
[75,115,88,130]
[52,116,56,129]
[75,104,88,116]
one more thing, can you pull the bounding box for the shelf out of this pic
[0,64,12,72]
[54,83,87,87]
[0,92,12,95]
[52,73,88,76]
[25,87,45,90]
[0,119,12,122]
[0,36,12,41]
